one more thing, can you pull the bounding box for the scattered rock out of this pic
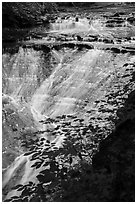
[103,38,114,44]
[111,47,121,53]
[76,35,83,41]
[127,16,135,24]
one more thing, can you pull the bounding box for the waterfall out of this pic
[2,155,27,189]
[2,38,111,201]
[50,17,95,33]
[31,49,102,118]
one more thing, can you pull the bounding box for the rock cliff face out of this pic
[92,91,135,202]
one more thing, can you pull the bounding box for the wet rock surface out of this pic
[2,3,135,202]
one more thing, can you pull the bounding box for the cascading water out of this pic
[2,42,120,197]
[2,45,101,198]
[2,8,135,201]
[50,16,100,34]
[51,17,90,31]
[2,46,54,170]
[31,49,103,118]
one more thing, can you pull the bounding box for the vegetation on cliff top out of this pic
[2,2,57,28]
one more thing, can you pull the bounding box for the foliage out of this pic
[2,2,57,28]
[4,88,135,202]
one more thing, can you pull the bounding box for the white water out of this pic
[3,38,132,200]
[49,17,101,35]
[2,7,135,200]
[31,48,108,118]
[4,34,121,198]
[51,18,91,31]
[2,16,116,200]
